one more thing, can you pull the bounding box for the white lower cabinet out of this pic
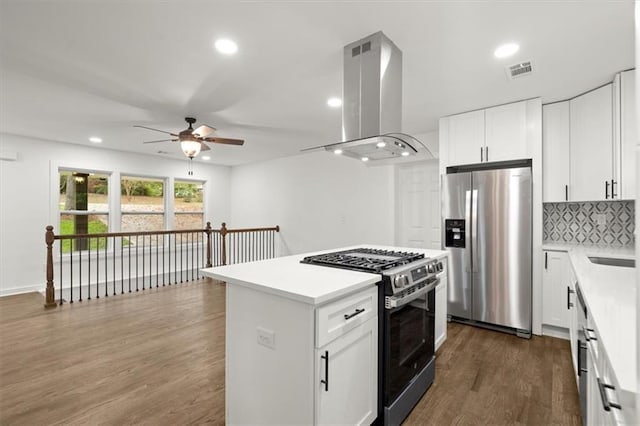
[435,266,448,351]
[315,317,377,425]
[225,284,378,425]
[542,250,571,330]
[568,268,578,377]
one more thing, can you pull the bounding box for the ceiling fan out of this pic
[134,117,244,159]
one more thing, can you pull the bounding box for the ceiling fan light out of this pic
[181,140,202,159]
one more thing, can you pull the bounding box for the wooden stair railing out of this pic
[45,222,279,308]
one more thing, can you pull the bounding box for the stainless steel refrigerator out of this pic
[441,164,532,337]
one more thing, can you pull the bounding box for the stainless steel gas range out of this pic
[301,248,444,425]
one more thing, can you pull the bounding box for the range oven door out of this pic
[384,284,436,406]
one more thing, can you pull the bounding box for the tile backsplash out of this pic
[543,201,635,248]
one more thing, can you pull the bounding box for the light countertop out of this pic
[557,245,637,394]
[201,245,448,306]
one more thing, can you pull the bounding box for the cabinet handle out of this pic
[544,252,548,269]
[480,146,483,162]
[577,339,582,376]
[567,286,574,310]
[611,179,617,198]
[597,378,622,411]
[605,181,610,199]
[344,308,365,320]
[485,146,488,162]
[565,185,568,201]
[583,326,597,341]
[321,350,329,392]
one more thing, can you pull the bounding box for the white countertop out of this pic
[201,245,448,306]
[562,246,636,393]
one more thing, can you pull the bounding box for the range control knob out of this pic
[437,262,443,272]
[427,264,435,273]
[393,274,408,289]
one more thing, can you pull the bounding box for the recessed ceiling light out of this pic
[361,157,369,162]
[327,97,342,108]
[202,155,211,160]
[333,149,343,155]
[215,38,238,55]
[401,151,410,157]
[494,43,519,59]
[89,137,102,143]
[376,141,386,148]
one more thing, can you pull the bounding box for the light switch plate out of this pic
[257,327,275,349]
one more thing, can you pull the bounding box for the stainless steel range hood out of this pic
[304,31,434,163]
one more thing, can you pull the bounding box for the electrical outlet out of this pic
[257,327,275,349]
[595,213,607,226]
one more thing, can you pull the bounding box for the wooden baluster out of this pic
[220,222,228,266]
[44,226,57,308]
[105,237,108,297]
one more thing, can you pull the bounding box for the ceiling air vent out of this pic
[506,60,533,79]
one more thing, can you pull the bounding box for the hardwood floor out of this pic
[0,281,580,425]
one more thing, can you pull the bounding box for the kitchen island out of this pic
[201,245,448,425]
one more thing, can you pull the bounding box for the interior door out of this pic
[472,167,532,331]
[441,172,472,320]
[395,161,440,249]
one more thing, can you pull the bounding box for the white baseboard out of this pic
[0,285,43,297]
[541,324,570,340]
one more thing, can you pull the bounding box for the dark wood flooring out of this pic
[0,280,580,425]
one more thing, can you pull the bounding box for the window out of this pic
[58,170,109,253]
[174,181,204,229]
[120,176,165,232]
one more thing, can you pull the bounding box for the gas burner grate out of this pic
[300,248,424,274]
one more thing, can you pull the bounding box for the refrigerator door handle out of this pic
[471,189,478,273]
[465,190,472,272]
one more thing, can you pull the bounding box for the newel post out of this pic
[205,222,213,268]
[220,222,228,266]
[44,226,57,308]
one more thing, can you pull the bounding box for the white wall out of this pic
[229,151,395,256]
[0,134,231,295]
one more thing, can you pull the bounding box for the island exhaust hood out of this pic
[304,31,434,163]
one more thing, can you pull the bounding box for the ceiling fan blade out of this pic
[203,137,245,146]
[199,142,211,152]
[134,125,179,137]
[143,138,178,144]
[193,124,217,138]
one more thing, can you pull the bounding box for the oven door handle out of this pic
[386,280,437,309]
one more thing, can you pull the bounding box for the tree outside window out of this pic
[59,171,109,253]
[174,181,204,230]
[120,176,165,233]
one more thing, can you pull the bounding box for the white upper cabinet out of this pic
[439,98,541,173]
[484,101,529,162]
[446,109,485,166]
[618,69,637,199]
[569,83,614,201]
[542,101,571,202]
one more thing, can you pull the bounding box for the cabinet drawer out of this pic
[316,286,377,348]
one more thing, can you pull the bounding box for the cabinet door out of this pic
[435,273,447,351]
[570,84,614,201]
[316,317,377,426]
[543,102,571,202]
[447,109,485,165]
[484,101,529,162]
[568,272,578,378]
[620,70,637,199]
[542,251,570,329]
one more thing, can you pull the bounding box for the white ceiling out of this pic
[0,1,634,166]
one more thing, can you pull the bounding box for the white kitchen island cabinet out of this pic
[202,248,382,426]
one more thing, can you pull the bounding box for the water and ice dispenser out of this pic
[444,219,465,248]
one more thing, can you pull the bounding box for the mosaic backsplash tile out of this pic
[543,201,635,248]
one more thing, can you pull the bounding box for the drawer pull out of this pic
[597,378,622,411]
[344,308,365,320]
